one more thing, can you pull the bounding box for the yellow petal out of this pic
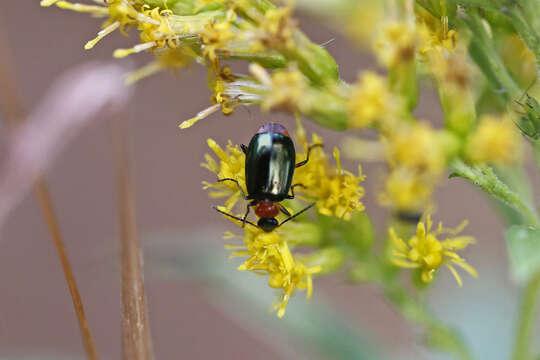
[392,258,420,268]
[452,259,478,278]
[445,263,463,287]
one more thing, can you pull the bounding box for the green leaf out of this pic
[506,225,540,284]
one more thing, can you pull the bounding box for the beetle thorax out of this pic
[255,200,280,218]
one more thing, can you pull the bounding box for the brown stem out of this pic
[113,118,154,360]
[0,25,98,360]
[34,180,99,360]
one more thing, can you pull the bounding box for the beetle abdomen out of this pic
[245,130,295,201]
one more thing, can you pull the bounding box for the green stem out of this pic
[384,283,474,360]
[462,8,522,101]
[533,141,540,175]
[450,159,540,227]
[506,5,540,79]
[512,272,540,360]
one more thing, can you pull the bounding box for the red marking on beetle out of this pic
[256,123,290,137]
[255,200,280,218]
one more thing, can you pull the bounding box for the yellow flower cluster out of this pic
[374,21,427,68]
[41,0,296,86]
[380,123,449,213]
[466,115,523,165]
[294,124,366,221]
[259,68,309,112]
[390,215,477,286]
[201,139,246,211]
[252,5,296,51]
[225,226,321,318]
[348,71,398,129]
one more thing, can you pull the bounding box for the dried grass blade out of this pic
[114,119,154,360]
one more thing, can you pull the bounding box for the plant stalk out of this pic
[0,26,98,360]
[512,272,540,360]
[114,118,154,360]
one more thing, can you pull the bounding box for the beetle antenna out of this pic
[279,202,315,227]
[212,206,259,228]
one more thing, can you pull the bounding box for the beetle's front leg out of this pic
[217,177,250,200]
[295,143,323,168]
[286,183,307,199]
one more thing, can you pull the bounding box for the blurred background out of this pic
[0,1,529,359]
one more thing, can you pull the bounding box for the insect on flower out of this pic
[214,123,322,232]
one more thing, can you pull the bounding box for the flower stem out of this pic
[450,159,540,228]
[0,27,98,360]
[384,283,474,360]
[533,141,540,176]
[512,272,540,360]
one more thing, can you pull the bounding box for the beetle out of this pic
[213,122,322,232]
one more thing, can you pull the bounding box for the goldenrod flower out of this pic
[48,0,149,50]
[251,5,296,51]
[374,21,427,68]
[201,138,246,211]
[379,124,451,213]
[385,123,447,174]
[348,71,397,129]
[294,124,366,221]
[390,215,477,286]
[200,20,238,62]
[260,68,309,112]
[379,167,433,213]
[416,9,458,57]
[225,226,321,318]
[466,114,523,165]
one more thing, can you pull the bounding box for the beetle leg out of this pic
[286,183,307,199]
[242,200,257,227]
[296,143,324,168]
[213,206,259,228]
[217,178,250,200]
[280,206,291,217]
[279,203,315,227]
[241,144,248,154]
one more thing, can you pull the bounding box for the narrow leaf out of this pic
[506,225,540,284]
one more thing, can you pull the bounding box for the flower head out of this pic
[385,123,447,174]
[294,123,366,221]
[390,215,477,286]
[260,68,309,112]
[374,21,427,68]
[225,225,321,317]
[201,138,246,211]
[348,71,398,129]
[466,114,522,165]
[379,167,433,213]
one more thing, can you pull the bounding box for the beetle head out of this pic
[257,217,279,232]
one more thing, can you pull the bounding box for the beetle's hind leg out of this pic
[242,200,257,227]
[241,144,248,154]
[296,143,324,168]
[280,206,291,217]
[217,177,250,200]
[213,206,259,228]
[286,183,307,199]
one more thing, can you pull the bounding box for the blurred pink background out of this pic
[0,2,525,359]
